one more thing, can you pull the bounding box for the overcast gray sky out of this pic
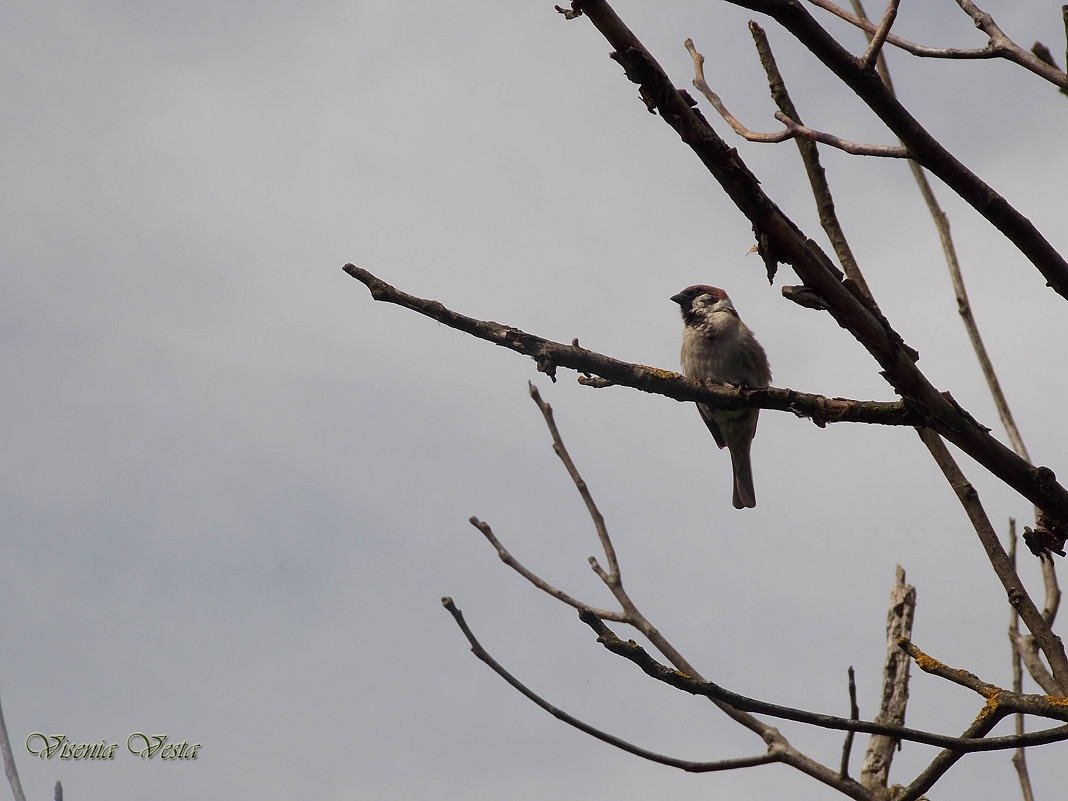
[3,2,1067,799]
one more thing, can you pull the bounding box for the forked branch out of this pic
[441,597,780,773]
[685,38,910,158]
[803,0,1068,90]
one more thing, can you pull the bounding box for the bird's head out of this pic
[670,285,736,324]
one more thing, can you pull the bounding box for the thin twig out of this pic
[840,666,859,778]
[684,38,910,158]
[1011,630,1060,696]
[441,598,780,773]
[849,0,1032,465]
[1008,521,1037,801]
[468,516,626,622]
[528,383,620,582]
[803,0,1068,90]
[859,0,900,69]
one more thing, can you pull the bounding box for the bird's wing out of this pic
[696,404,728,449]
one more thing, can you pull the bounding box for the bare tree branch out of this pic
[440,597,781,773]
[896,634,1068,799]
[858,0,899,69]
[0,688,28,801]
[468,516,626,623]
[747,21,876,304]
[840,666,860,779]
[1029,37,1068,98]
[685,38,910,157]
[1011,629,1061,696]
[343,265,915,428]
[897,709,1010,801]
[527,383,621,582]
[553,2,1068,526]
[580,611,1068,751]
[852,0,1066,689]
[698,0,1068,294]
[462,384,881,799]
[916,428,1068,690]
[861,565,915,791]
[803,0,1068,90]
[1008,521,1037,801]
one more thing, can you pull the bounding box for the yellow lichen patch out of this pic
[975,695,1000,720]
[636,365,680,380]
[913,652,946,673]
[1043,694,1068,707]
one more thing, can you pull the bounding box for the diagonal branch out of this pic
[916,428,1068,691]
[747,21,876,304]
[441,597,781,773]
[706,0,1068,296]
[897,709,1009,801]
[556,1,1068,529]
[468,516,627,623]
[858,0,899,69]
[851,0,1065,683]
[580,611,1068,750]
[528,383,620,582]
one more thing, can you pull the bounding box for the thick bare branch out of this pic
[344,265,914,427]
[704,0,1068,295]
[555,2,1068,527]
[853,0,1066,688]
[441,598,781,773]
[850,0,1033,467]
[861,566,915,791]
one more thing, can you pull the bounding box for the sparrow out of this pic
[671,285,771,509]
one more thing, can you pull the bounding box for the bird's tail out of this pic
[729,447,757,509]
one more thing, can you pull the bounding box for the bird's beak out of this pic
[670,293,686,305]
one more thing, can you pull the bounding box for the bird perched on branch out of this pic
[671,285,771,509]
